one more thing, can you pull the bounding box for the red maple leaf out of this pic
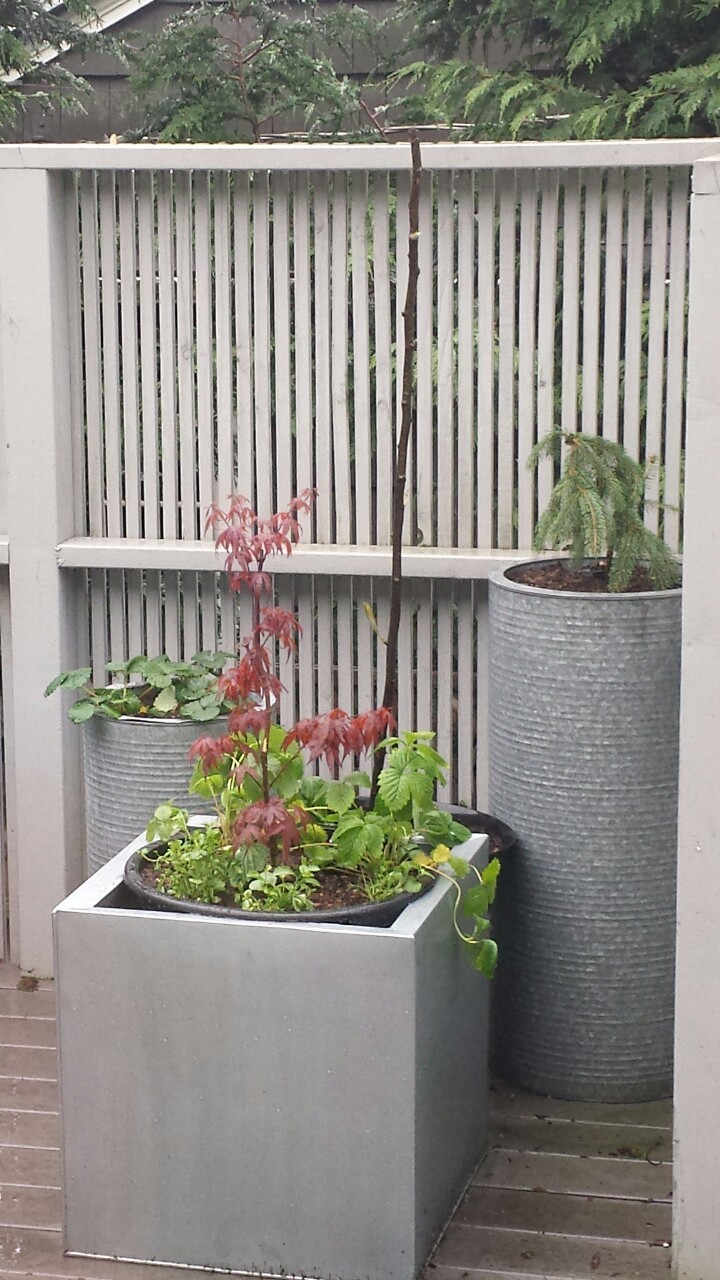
[283,707,394,769]
[233,800,310,863]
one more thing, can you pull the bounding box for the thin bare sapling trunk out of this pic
[371,134,422,797]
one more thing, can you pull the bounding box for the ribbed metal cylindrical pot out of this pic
[83,716,228,875]
[488,561,681,1102]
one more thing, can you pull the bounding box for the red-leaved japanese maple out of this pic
[191,491,394,865]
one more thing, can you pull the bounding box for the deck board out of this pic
[0,966,675,1280]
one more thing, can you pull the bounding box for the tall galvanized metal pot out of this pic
[83,715,226,875]
[488,562,681,1102]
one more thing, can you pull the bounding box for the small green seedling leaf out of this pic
[67,698,97,723]
[473,939,498,978]
[462,884,490,918]
[44,668,92,697]
[153,685,179,714]
[324,779,356,815]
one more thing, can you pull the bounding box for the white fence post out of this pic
[0,168,83,974]
[673,154,720,1280]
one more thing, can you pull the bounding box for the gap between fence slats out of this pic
[602,169,624,444]
[645,168,669,533]
[664,169,689,553]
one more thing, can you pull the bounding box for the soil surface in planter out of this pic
[137,856,428,913]
[509,560,678,593]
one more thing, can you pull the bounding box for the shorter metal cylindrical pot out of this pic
[83,715,227,876]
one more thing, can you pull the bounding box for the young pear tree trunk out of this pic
[371,134,422,796]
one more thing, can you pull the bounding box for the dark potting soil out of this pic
[138,859,418,913]
[508,560,675,594]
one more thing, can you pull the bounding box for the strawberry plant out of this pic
[131,490,500,975]
[45,651,237,722]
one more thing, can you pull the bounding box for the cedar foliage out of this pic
[0,0,103,127]
[528,430,680,591]
[395,0,720,139]
[128,0,386,142]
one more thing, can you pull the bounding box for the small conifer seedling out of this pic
[528,430,680,592]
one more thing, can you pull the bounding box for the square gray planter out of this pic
[54,833,490,1280]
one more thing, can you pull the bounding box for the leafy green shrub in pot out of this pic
[124,490,501,975]
[44,650,236,722]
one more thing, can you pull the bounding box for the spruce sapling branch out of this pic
[528,430,680,592]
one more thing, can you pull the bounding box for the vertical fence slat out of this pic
[623,167,646,461]
[536,171,560,520]
[219,579,235,660]
[581,170,602,435]
[316,583,334,732]
[175,172,197,540]
[331,176,351,543]
[89,570,107,684]
[456,171,475,548]
[293,175,313,505]
[233,173,254,499]
[272,173,293,509]
[415,174,434,549]
[137,173,160,539]
[415,582,432,741]
[372,175,393,546]
[65,175,85,542]
[437,172,455,548]
[214,174,233,508]
[350,172,372,545]
[276,578,297,726]
[181,573,199,659]
[561,171,582,441]
[664,168,689,553]
[336,579,353,714]
[253,173,272,517]
[601,169,624,444]
[355,577,374,716]
[200,573,217,654]
[517,172,538,547]
[145,570,162,656]
[435,580,453,803]
[194,174,215,526]
[476,172,495,548]
[163,574,180,660]
[474,581,489,809]
[497,171,517,548]
[645,168,669,532]
[296,576,314,721]
[118,174,141,539]
[98,172,122,539]
[126,570,143,658]
[395,172,411,546]
[313,175,332,542]
[456,587,474,806]
[157,173,178,539]
[397,580,413,733]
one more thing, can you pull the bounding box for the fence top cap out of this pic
[1,138,719,173]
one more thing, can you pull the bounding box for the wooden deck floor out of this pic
[0,967,672,1280]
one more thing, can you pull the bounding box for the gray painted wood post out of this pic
[674,155,720,1279]
[0,168,83,974]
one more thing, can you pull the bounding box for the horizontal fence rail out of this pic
[0,139,716,969]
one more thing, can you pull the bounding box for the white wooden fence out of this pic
[1,138,719,977]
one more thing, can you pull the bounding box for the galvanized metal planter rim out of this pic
[95,713,228,726]
[491,557,681,602]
